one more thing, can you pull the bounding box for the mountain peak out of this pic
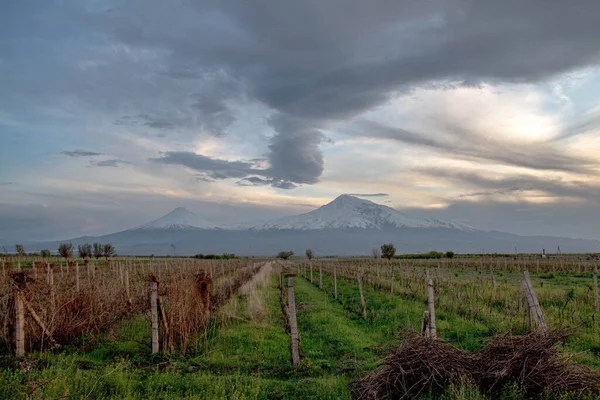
[328,194,378,208]
[251,194,475,231]
[134,207,218,230]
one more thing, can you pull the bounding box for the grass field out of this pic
[1,257,600,399]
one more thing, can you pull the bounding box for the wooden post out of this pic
[518,280,522,313]
[333,263,338,300]
[287,277,300,366]
[125,269,131,306]
[521,280,531,329]
[15,289,25,357]
[49,267,55,311]
[309,261,313,283]
[319,263,323,290]
[489,263,496,288]
[593,266,599,313]
[75,261,80,292]
[157,296,172,353]
[390,265,395,294]
[523,269,547,331]
[150,281,159,353]
[357,270,367,320]
[427,278,437,338]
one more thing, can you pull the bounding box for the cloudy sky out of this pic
[2,1,600,243]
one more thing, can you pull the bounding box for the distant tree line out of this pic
[192,253,237,260]
[395,251,455,259]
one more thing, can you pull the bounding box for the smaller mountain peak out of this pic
[135,206,218,230]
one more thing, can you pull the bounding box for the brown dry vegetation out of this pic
[0,257,261,355]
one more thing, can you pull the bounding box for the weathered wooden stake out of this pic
[157,296,171,353]
[333,263,338,300]
[427,278,437,338]
[22,296,56,347]
[319,263,323,290]
[593,265,599,313]
[150,281,159,353]
[357,270,367,320]
[309,260,313,283]
[523,270,547,331]
[49,267,55,311]
[287,277,300,366]
[75,261,80,292]
[125,269,131,306]
[15,289,25,357]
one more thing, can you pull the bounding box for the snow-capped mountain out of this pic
[251,194,476,231]
[133,207,218,230]
[22,195,600,256]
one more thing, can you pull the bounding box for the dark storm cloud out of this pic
[267,114,325,185]
[78,0,600,187]
[153,151,307,189]
[61,150,103,157]
[348,193,389,197]
[152,152,257,179]
[358,121,597,174]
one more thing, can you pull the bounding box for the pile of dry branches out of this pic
[351,330,600,399]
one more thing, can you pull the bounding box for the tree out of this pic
[305,249,313,260]
[372,248,381,260]
[15,244,25,256]
[445,251,455,259]
[277,250,294,260]
[58,242,73,260]
[78,243,92,259]
[93,243,103,259]
[40,249,51,258]
[103,243,115,260]
[380,243,396,260]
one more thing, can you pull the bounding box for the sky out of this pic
[1,1,600,243]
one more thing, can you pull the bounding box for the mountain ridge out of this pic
[9,195,600,256]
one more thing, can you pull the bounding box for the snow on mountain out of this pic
[133,207,218,230]
[251,194,476,231]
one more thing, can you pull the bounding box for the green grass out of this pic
[2,264,600,399]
